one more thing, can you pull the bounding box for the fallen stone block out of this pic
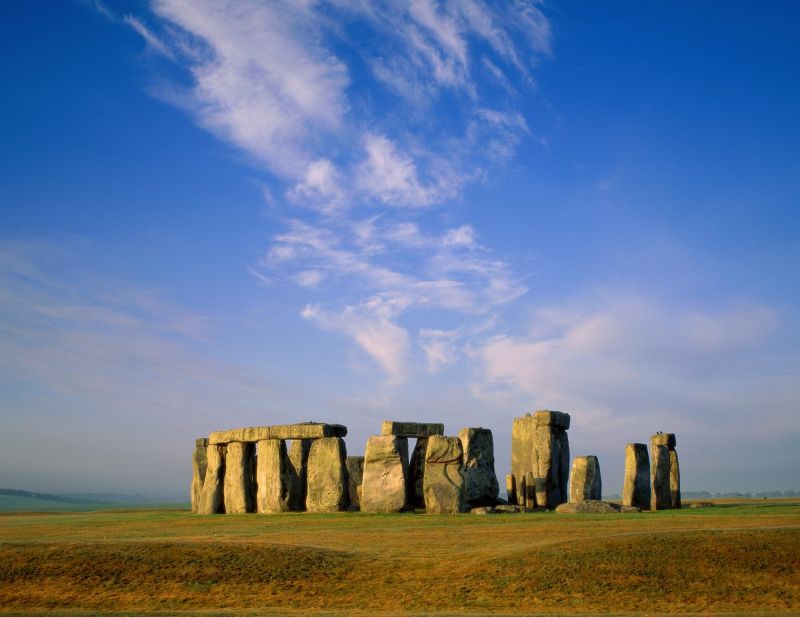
[470,506,497,515]
[494,504,521,513]
[556,500,622,514]
[361,435,409,513]
[459,427,499,507]
[569,455,602,503]
[423,435,465,514]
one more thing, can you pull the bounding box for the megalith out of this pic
[459,427,499,507]
[408,437,428,508]
[423,435,465,514]
[622,443,650,510]
[651,433,680,510]
[197,444,226,514]
[361,435,409,513]
[224,441,256,514]
[287,439,311,511]
[191,437,209,513]
[506,474,517,505]
[346,456,364,510]
[516,473,527,508]
[256,439,293,513]
[512,410,570,509]
[306,437,349,512]
[569,455,602,503]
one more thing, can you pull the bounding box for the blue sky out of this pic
[1,1,798,499]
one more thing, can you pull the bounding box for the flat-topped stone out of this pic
[651,432,676,448]
[380,421,444,437]
[208,422,347,444]
[533,410,571,430]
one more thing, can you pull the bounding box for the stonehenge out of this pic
[569,455,602,503]
[511,410,570,509]
[191,418,683,516]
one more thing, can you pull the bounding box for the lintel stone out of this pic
[651,432,676,449]
[208,422,347,444]
[380,421,444,438]
[533,410,571,430]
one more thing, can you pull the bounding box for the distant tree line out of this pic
[0,488,106,504]
[683,490,800,499]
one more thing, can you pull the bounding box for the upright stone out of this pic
[557,430,570,505]
[512,410,570,510]
[191,437,209,513]
[287,439,311,511]
[458,427,500,507]
[423,435,465,514]
[361,435,409,513]
[409,438,428,508]
[224,441,255,514]
[525,472,536,509]
[197,444,226,514]
[346,456,364,510]
[516,473,527,508]
[622,443,650,510]
[506,474,517,505]
[670,450,681,509]
[306,437,348,512]
[256,439,292,513]
[569,455,602,503]
[651,442,671,510]
[511,415,536,488]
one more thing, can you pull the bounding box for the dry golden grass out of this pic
[0,500,798,616]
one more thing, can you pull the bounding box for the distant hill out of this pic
[0,488,188,512]
[0,488,107,504]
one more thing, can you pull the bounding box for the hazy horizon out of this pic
[1,1,798,500]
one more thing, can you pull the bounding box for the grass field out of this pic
[0,499,798,616]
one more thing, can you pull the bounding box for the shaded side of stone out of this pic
[408,437,428,508]
[557,430,570,505]
[670,449,681,509]
[191,437,209,513]
[255,439,293,513]
[423,435,465,514]
[458,427,500,507]
[287,439,311,511]
[569,455,602,503]
[506,474,517,505]
[361,435,409,513]
[622,442,650,510]
[197,444,226,514]
[651,443,671,510]
[651,432,676,448]
[345,456,364,510]
[306,437,348,512]
[224,441,255,514]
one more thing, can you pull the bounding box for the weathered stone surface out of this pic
[209,423,347,445]
[197,444,226,514]
[620,505,642,513]
[470,506,497,515]
[345,456,364,510]
[361,436,409,513]
[623,442,650,510]
[495,504,521,513]
[459,427,499,507]
[525,472,536,509]
[287,439,311,511]
[191,437,209,513]
[651,432,676,448]
[408,437,428,508]
[516,473,527,508]
[670,449,681,509]
[224,441,255,514]
[506,474,517,505]
[533,409,571,430]
[380,421,444,438]
[569,455,602,503]
[306,437,348,512]
[256,439,292,513]
[556,500,622,514]
[651,443,671,510]
[511,415,535,485]
[423,435,465,514]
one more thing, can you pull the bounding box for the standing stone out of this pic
[516,473,527,508]
[361,435,409,513]
[191,437,209,513]
[346,456,364,510]
[423,435,465,514]
[506,474,517,505]
[525,472,536,509]
[408,437,428,508]
[670,450,681,509]
[459,427,500,507]
[197,444,226,514]
[512,411,570,510]
[256,439,293,513]
[569,455,602,503]
[306,437,348,512]
[287,439,311,511]
[622,443,650,510]
[651,443,671,510]
[224,441,255,514]
[557,430,570,505]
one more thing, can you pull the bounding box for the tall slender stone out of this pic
[361,435,409,513]
[623,443,650,510]
[651,443,671,510]
[670,449,681,509]
[525,472,536,509]
[306,437,348,512]
[256,439,292,513]
[224,441,255,513]
[287,439,311,511]
[197,444,226,514]
[423,435,465,514]
[346,456,364,510]
[512,410,570,510]
[569,455,602,503]
[191,437,209,513]
[506,474,517,505]
[459,427,500,507]
[557,430,570,505]
[409,437,428,508]
[516,473,527,508]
